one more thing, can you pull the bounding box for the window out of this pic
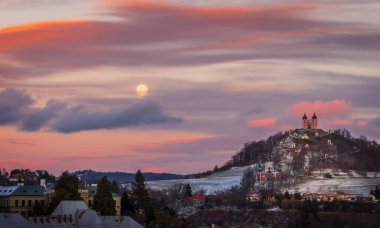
[22,200,25,207]
[89,200,92,206]
[28,200,32,207]
[41,200,44,207]
[15,200,19,207]
[35,200,38,205]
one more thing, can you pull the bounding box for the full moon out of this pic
[136,84,149,97]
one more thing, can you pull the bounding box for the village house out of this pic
[302,192,376,203]
[188,194,206,206]
[256,171,281,182]
[246,192,260,202]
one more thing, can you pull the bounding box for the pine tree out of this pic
[132,170,154,224]
[55,171,82,200]
[47,171,82,213]
[184,183,192,197]
[111,180,120,194]
[93,176,116,215]
[284,191,291,200]
[121,191,135,215]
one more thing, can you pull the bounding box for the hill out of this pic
[147,128,380,194]
[72,169,185,183]
[220,128,380,174]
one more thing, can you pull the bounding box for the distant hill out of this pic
[72,170,185,183]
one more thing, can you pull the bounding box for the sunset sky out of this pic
[1,0,379,175]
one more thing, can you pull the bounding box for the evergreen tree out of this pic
[48,171,82,213]
[111,180,120,194]
[93,176,116,215]
[294,192,302,200]
[133,170,150,210]
[132,170,154,225]
[284,191,291,200]
[121,191,135,215]
[55,171,82,200]
[184,183,192,197]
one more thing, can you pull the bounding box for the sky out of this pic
[0,0,379,175]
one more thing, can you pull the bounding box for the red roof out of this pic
[190,194,206,201]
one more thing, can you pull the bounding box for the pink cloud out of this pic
[355,120,367,128]
[247,118,277,127]
[290,100,352,118]
[330,120,353,126]
[329,119,368,128]
[142,167,165,173]
[130,136,210,151]
[0,1,335,78]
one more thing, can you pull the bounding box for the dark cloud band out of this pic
[0,88,182,133]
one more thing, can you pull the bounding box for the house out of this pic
[0,186,47,214]
[188,194,206,206]
[302,193,319,201]
[246,192,260,202]
[256,171,281,182]
[317,193,347,202]
[346,194,375,203]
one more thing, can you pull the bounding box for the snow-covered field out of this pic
[146,166,380,195]
[288,171,380,194]
[147,166,250,194]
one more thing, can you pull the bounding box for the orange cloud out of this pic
[290,100,352,118]
[247,118,277,127]
[0,20,90,52]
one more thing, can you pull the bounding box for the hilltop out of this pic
[224,128,380,173]
[147,127,380,194]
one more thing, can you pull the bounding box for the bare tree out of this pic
[240,167,256,193]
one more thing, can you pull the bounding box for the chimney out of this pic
[40,179,46,188]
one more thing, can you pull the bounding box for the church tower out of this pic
[312,112,318,129]
[302,113,308,129]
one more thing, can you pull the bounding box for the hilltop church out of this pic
[302,113,318,129]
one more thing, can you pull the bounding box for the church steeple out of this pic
[312,112,318,129]
[302,113,308,129]
[302,113,318,129]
